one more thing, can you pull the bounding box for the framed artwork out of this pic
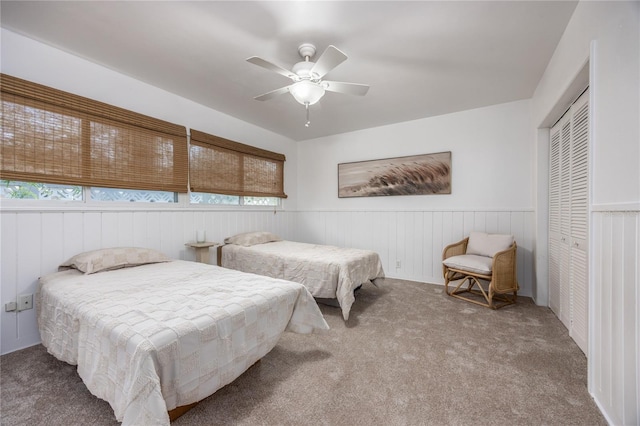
[338,151,451,198]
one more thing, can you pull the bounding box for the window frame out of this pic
[0,183,285,212]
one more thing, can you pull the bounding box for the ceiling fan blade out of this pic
[310,45,347,78]
[323,81,370,96]
[253,85,292,101]
[246,56,296,80]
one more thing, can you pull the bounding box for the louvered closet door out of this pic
[547,87,589,356]
[569,89,589,354]
[549,114,572,329]
[559,117,572,328]
[548,126,561,316]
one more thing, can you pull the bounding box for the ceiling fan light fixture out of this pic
[248,43,368,126]
[289,80,325,105]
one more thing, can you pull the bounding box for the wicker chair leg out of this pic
[444,268,517,309]
[451,276,471,296]
[444,271,460,296]
[450,276,494,308]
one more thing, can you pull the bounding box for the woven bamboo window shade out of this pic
[0,74,189,192]
[190,129,287,198]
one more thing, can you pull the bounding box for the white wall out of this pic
[298,100,533,211]
[533,1,640,206]
[531,2,639,425]
[296,100,536,297]
[297,209,534,291]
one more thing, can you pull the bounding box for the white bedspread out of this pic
[221,241,385,320]
[37,260,328,426]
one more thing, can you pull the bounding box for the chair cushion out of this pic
[466,231,514,258]
[443,254,493,275]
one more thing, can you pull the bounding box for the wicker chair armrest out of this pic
[442,238,468,260]
[491,242,518,293]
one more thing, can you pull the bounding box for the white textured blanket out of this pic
[221,241,385,320]
[37,260,329,425]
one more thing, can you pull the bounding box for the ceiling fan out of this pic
[247,43,370,127]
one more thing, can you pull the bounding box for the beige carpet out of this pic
[0,278,605,425]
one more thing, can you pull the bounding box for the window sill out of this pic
[0,200,285,213]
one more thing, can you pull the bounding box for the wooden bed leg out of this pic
[216,245,223,266]
[168,402,198,422]
[166,359,261,422]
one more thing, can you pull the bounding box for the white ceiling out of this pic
[0,1,578,141]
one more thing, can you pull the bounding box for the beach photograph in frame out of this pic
[338,151,451,198]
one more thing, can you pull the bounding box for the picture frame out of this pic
[338,151,451,198]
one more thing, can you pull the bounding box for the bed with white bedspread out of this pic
[37,250,328,426]
[219,232,386,320]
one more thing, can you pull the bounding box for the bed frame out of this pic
[216,245,223,266]
[166,359,261,421]
[168,403,198,421]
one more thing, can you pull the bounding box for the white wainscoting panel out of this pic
[0,209,297,355]
[296,210,535,297]
[1,208,537,355]
[591,210,639,426]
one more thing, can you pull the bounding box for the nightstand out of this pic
[185,242,218,264]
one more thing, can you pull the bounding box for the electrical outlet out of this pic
[17,294,33,312]
[396,260,401,268]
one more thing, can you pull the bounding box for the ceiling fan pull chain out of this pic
[305,102,311,127]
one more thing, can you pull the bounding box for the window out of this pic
[0,74,189,194]
[189,129,287,200]
[0,180,177,203]
[244,196,279,206]
[190,192,279,206]
[90,187,177,203]
[1,180,82,200]
[1,76,285,209]
[190,192,240,205]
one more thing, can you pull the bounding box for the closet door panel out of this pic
[569,90,589,354]
[548,123,562,315]
[570,244,588,353]
[559,117,572,329]
[570,96,589,244]
[548,237,561,315]
[549,115,571,326]
[560,119,572,238]
[559,240,571,328]
[547,88,589,355]
[549,128,561,236]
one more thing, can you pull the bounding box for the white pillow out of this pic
[466,232,514,258]
[224,231,282,247]
[59,247,172,274]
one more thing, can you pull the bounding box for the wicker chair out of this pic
[442,231,518,309]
